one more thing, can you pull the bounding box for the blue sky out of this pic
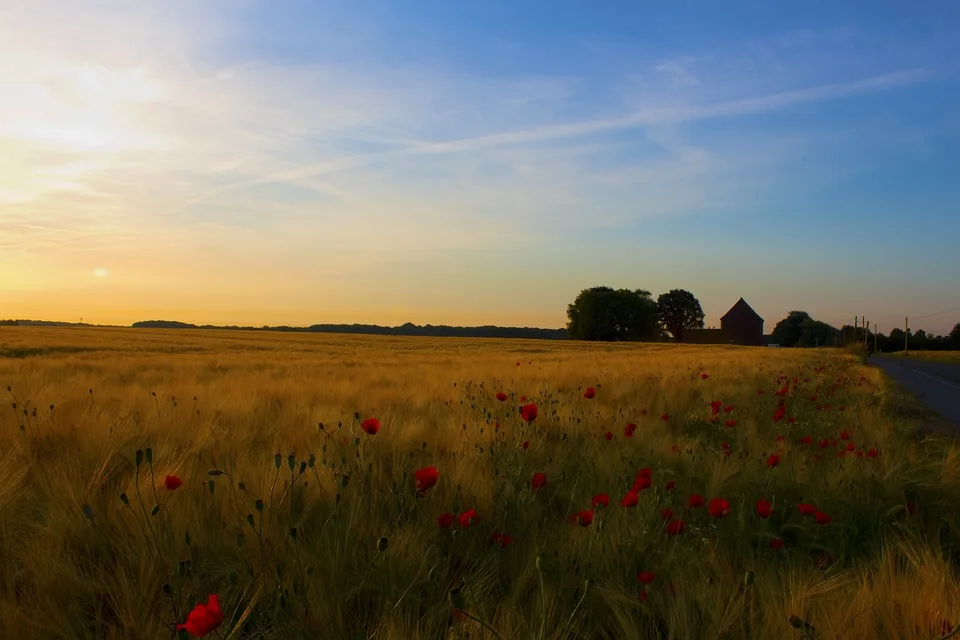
[1,0,958,334]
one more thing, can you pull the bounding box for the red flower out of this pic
[814,511,831,525]
[818,438,830,448]
[845,442,855,452]
[797,503,818,518]
[799,435,813,445]
[521,440,530,450]
[775,435,785,444]
[636,467,652,478]
[361,417,380,435]
[766,454,780,468]
[496,392,508,402]
[664,480,676,492]
[867,448,879,458]
[710,400,723,416]
[621,491,639,507]
[687,494,704,509]
[624,423,637,438]
[414,466,439,491]
[840,430,850,440]
[604,431,614,441]
[571,509,594,526]
[640,409,648,416]
[437,513,455,528]
[458,509,478,528]
[755,499,773,519]
[632,475,652,491]
[520,403,538,423]
[708,498,731,519]
[724,419,737,427]
[660,413,670,421]
[164,475,183,491]
[787,416,797,424]
[584,387,596,399]
[591,493,610,509]
[177,594,223,637]
[490,531,512,548]
[773,405,786,422]
[724,405,735,413]
[666,519,685,535]
[637,570,655,585]
[520,395,526,402]
[660,507,674,520]
[769,538,785,550]
[531,472,547,490]
[516,361,521,366]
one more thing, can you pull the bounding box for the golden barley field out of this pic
[1,326,959,640]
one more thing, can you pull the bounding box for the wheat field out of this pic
[1,326,959,640]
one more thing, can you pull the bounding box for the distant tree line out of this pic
[770,311,960,352]
[131,320,568,340]
[565,286,705,341]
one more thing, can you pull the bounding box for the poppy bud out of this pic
[151,504,160,516]
[377,537,389,552]
[135,450,143,468]
[119,493,129,505]
[238,482,246,491]
[207,469,224,476]
[298,462,307,476]
[287,452,296,471]
[307,454,316,468]
[162,583,172,595]
[289,528,298,541]
[448,587,467,610]
[744,571,755,587]
[255,499,264,512]
[340,475,350,488]
[246,514,255,527]
[145,448,153,464]
[81,504,94,520]
[274,453,282,469]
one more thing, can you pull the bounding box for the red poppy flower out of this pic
[799,435,813,445]
[520,395,526,402]
[775,435,785,444]
[755,499,773,519]
[666,519,685,535]
[584,387,596,399]
[769,538,784,550]
[664,480,676,492]
[724,405,735,413]
[571,509,594,526]
[721,442,730,451]
[591,493,610,509]
[723,419,737,427]
[177,594,223,637]
[637,570,655,585]
[797,503,817,518]
[632,475,652,491]
[640,409,648,416]
[840,430,850,440]
[621,491,639,507]
[164,475,183,491]
[414,466,439,491]
[531,472,547,490]
[660,413,670,421]
[636,467,652,478]
[437,513,455,528]
[688,494,704,509]
[624,423,637,438]
[845,442,855,452]
[710,400,723,416]
[516,361,521,366]
[787,416,797,424]
[818,438,830,448]
[773,406,786,422]
[496,392,508,402]
[458,509,477,528]
[701,373,710,380]
[814,511,831,525]
[604,431,614,441]
[708,498,731,519]
[490,531,512,548]
[766,454,780,468]
[660,507,674,520]
[867,448,879,458]
[521,440,529,450]
[361,417,380,435]
[520,403,538,423]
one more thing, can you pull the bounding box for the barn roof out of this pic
[721,298,763,323]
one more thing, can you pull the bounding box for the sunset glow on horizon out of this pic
[3,1,958,334]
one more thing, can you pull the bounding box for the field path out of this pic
[870,355,960,428]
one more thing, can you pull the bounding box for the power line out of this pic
[911,305,960,320]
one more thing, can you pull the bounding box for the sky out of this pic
[2,0,959,335]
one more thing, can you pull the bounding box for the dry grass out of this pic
[885,351,960,363]
[1,327,959,640]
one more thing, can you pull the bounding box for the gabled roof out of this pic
[721,298,763,323]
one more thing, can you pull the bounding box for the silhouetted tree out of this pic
[771,311,811,347]
[796,319,839,348]
[566,287,660,341]
[656,289,705,342]
[951,323,960,349]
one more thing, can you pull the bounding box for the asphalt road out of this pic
[870,355,960,428]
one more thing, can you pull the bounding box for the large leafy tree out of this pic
[950,323,960,349]
[796,319,839,348]
[771,311,811,347]
[566,287,660,341]
[656,289,705,342]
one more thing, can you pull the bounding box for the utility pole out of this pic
[874,326,878,353]
[905,317,909,354]
[865,320,869,349]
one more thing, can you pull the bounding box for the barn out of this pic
[684,298,765,346]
